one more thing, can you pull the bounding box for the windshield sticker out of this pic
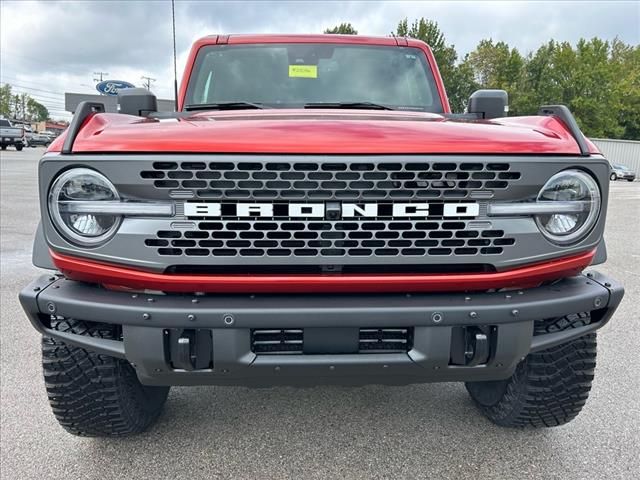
[289,65,318,78]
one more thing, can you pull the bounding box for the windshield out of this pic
[184,44,443,112]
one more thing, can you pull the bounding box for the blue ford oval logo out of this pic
[96,80,136,96]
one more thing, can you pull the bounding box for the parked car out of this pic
[20,34,624,436]
[22,124,34,147]
[609,163,636,181]
[29,132,52,147]
[0,118,25,151]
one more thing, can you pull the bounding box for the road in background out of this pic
[1,148,638,480]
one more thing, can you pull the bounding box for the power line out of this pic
[93,71,109,83]
[141,75,156,90]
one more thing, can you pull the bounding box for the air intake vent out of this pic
[251,328,414,354]
[359,328,413,352]
[251,329,303,354]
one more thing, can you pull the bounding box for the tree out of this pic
[26,97,49,122]
[324,23,358,35]
[0,83,13,118]
[395,18,473,111]
[463,39,526,115]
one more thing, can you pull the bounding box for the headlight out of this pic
[535,169,601,245]
[48,168,121,246]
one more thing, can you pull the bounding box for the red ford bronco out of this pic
[20,34,624,436]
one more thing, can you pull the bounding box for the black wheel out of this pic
[1,145,6,150]
[627,179,634,182]
[610,173,616,181]
[15,144,23,151]
[466,313,596,428]
[42,318,170,436]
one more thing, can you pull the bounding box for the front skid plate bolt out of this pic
[187,314,196,322]
[46,302,56,314]
[594,297,602,308]
[223,314,234,325]
[142,313,151,320]
[469,311,478,319]
[431,312,443,323]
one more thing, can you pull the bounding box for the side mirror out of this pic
[467,89,508,119]
[118,88,157,117]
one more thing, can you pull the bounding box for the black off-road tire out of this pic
[15,144,23,151]
[466,313,596,428]
[42,318,170,436]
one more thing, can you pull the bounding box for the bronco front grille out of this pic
[145,220,515,258]
[141,161,521,200]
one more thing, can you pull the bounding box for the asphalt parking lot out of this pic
[1,147,638,479]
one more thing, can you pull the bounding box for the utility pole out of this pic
[141,75,156,90]
[93,71,109,82]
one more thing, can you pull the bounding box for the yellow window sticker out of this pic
[289,65,318,78]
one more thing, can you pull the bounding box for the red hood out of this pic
[50,109,598,155]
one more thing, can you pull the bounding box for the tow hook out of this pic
[450,326,492,366]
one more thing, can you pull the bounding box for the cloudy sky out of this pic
[1,0,638,119]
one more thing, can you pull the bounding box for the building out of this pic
[35,121,69,134]
[65,93,175,114]
[591,138,640,176]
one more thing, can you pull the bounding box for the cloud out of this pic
[1,0,638,119]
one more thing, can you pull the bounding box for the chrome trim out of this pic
[59,201,175,217]
[487,201,590,216]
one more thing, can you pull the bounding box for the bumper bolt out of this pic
[142,313,151,320]
[187,314,196,322]
[46,302,56,314]
[469,311,478,319]
[33,286,40,292]
[191,298,199,304]
[586,272,593,278]
[48,276,56,281]
[223,314,234,325]
[594,297,602,308]
[604,282,612,288]
[511,309,519,317]
[131,294,138,299]
[431,312,443,323]
[464,296,471,302]
[147,298,155,303]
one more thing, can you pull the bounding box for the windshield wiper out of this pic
[304,102,394,111]
[184,102,266,111]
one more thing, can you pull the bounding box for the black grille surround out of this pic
[40,153,611,273]
[141,160,521,200]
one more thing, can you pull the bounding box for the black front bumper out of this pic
[19,272,623,387]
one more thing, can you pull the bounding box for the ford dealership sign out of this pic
[95,80,135,96]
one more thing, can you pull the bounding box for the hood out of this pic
[50,109,599,155]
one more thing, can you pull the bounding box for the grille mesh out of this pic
[141,161,521,200]
[145,220,514,258]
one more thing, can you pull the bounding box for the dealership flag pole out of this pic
[172,0,178,111]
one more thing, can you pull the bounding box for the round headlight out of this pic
[535,169,601,245]
[48,168,121,246]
